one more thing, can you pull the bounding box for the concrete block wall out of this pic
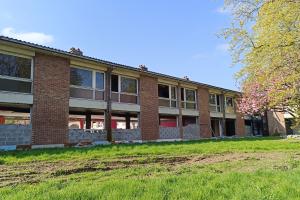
[69,129,107,144]
[0,125,31,146]
[113,129,141,141]
[183,124,200,140]
[159,127,180,139]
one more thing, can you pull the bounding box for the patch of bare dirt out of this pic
[0,152,297,187]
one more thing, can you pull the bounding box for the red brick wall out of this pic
[139,74,159,140]
[198,87,211,138]
[32,53,70,145]
[235,112,245,136]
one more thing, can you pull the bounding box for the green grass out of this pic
[1,137,300,199]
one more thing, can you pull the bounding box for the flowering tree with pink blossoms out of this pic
[222,0,300,126]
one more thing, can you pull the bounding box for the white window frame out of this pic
[209,93,222,112]
[70,65,105,100]
[111,74,138,104]
[158,84,177,108]
[0,51,33,94]
[181,88,197,110]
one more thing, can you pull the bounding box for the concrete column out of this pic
[105,68,113,142]
[85,112,91,129]
[125,113,131,129]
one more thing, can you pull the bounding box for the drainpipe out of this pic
[105,67,113,142]
[177,83,183,139]
[221,92,226,137]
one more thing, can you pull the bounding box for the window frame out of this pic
[209,93,222,112]
[225,96,234,108]
[158,84,177,108]
[0,51,33,94]
[69,65,105,100]
[111,74,138,104]
[181,88,197,110]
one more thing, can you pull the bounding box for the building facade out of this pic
[0,36,286,149]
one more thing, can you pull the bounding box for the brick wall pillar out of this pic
[235,112,245,137]
[139,74,159,140]
[32,53,70,145]
[198,87,211,138]
[267,111,286,135]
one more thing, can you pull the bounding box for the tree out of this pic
[222,0,300,126]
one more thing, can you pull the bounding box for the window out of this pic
[70,67,92,88]
[121,77,137,94]
[209,94,222,112]
[111,75,138,104]
[96,72,104,90]
[209,94,216,105]
[0,53,32,93]
[111,74,119,92]
[181,88,196,109]
[225,97,235,113]
[70,67,105,100]
[226,97,233,107]
[158,84,177,108]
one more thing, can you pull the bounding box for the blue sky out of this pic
[0,0,241,90]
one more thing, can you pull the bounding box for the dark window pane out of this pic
[171,86,176,99]
[70,87,93,99]
[0,78,31,93]
[111,75,119,92]
[216,95,220,105]
[158,84,169,98]
[171,100,177,108]
[121,77,137,94]
[120,94,137,104]
[186,89,195,101]
[181,88,184,101]
[96,72,104,90]
[70,68,92,88]
[0,53,31,79]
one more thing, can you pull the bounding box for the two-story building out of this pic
[0,36,286,149]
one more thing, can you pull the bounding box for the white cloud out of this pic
[215,6,230,14]
[1,27,54,45]
[216,43,230,52]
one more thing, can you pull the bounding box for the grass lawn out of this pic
[1,137,300,199]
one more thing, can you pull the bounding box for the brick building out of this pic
[0,36,286,149]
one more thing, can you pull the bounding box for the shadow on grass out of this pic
[0,137,282,160]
